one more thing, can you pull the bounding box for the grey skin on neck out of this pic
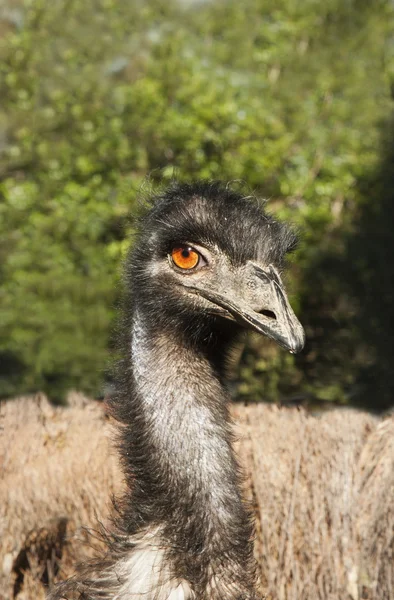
[121,308,257,598]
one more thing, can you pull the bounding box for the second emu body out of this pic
[51,182,304,600]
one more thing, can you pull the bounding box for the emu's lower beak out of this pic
[195,263,305,354]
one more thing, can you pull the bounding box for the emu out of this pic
[50,181,304,600]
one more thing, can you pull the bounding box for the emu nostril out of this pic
[259,309,277,320]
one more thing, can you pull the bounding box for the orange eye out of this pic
[171,246,200,270]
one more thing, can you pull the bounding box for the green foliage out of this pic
[0,0,393,406]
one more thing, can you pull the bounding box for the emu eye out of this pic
[171,246,201,270]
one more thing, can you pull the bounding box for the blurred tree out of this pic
[0,0,392,405]
[345,117,394,411]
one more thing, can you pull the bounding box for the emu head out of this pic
[130,181,305,354]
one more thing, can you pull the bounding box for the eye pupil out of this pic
[182,249,190,258]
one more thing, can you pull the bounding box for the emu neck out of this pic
[128,310,243,530]
[111,312,256,597]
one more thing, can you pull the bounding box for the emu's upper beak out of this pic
[192,262,305,354]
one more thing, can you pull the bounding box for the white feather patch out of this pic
[111,527,193,600]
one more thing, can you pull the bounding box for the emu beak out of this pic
[194,263,305,354]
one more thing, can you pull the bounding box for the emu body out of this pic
[50,181,304,600]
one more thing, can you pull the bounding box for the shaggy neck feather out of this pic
[109,307,257,598]
[129,310,241,520]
